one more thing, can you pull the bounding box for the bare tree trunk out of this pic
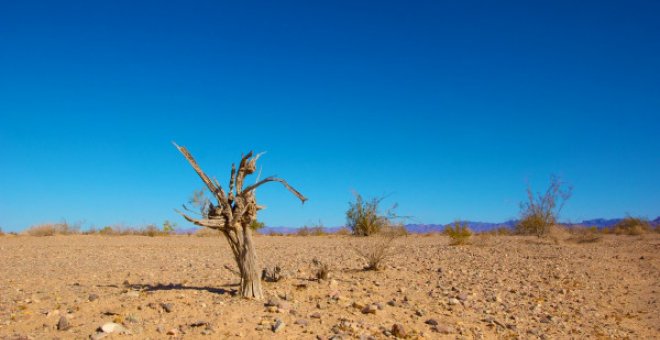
[239,227,263,299]
[173,143,305,300]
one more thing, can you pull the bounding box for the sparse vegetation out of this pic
[516,175,572,237]
[567,226,602,243]
[297,225,326,236]
[445,221,472,245]
[261,265,289,282]
[607,216,651,235]
[334,227,351,236]
[354,230,400,271]
[0,227,4,236]
[24,222,80,236]
[346,193,399,236]
[312,258,331,280]
[250,220,265,231]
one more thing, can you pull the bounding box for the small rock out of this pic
[166,328,178,335]
[392,323,406,338]
[415,309,425,317]
[88,294,99,302]
[57,316,70,331]
[160,303,173,313]
[310,312,322,319]
[387,300,397,307]
[272,319,285,333]
[362,304,378,314]
[100,322,127,334]
[266,306,278,313]
[425,319,438,326]
[448,298,460,305]
[434,325,454,334]
[294,319,308,326]
[265,298,279,307]
[156,325,165,333]
[457,293,468,301]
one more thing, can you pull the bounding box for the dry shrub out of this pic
[0,227,4,236]
[445,221,472,245]
[312,258,331,280]
[195,228,222,237]
[261,265,290,282]
[471,233,494,247]
[25,222,80,236]
[297,226,326,236]
[354,231,399,271]
[567,226,602,244]
[516,175,572,237]
[609,216,651,235]
[334,227,351,235]
[547,225,570,244]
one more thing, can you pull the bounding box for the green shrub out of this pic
[445,221,472,245]
[346,193,399,236]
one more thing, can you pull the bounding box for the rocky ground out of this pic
[0,234,658,339]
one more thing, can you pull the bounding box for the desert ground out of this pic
[0,234,658,339]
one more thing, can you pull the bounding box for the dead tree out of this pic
[173,143,306,299]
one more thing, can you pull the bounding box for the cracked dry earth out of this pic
[0,234,658,339]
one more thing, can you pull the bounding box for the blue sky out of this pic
[1,1,659,232]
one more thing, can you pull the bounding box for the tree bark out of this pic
[238,226,263,299]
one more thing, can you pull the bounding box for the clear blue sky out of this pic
[1,1,659,232]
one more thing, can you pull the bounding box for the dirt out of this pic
[0,234,658,339]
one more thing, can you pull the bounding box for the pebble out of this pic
[88,294,99,302]
[272,319,285,333]
[310,312,322,319]
[160,303,173,313]
[56,316,70,331]
[391,323,406,338]
[100,322,127,334]
[362,304,378,314]
[295,319,309,326]
[448,298,460,305]
[425,319,438,326]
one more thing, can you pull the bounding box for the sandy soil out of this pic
[0,234,658,339]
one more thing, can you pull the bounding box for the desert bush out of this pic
[25,222,80,236]
[567,226,602,243]
[250,220,265,231]
[312,258,331,280]
[334,227,351,236]
[261,265,290,282]
[516,175,572,237]
[354,230,400,270]
[297,221,327,236]
[445,221,472,245]
[346,193,399,236]
[610,216,651,235]
[162,220,177,234]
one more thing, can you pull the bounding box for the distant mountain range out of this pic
[176,217,659,235]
